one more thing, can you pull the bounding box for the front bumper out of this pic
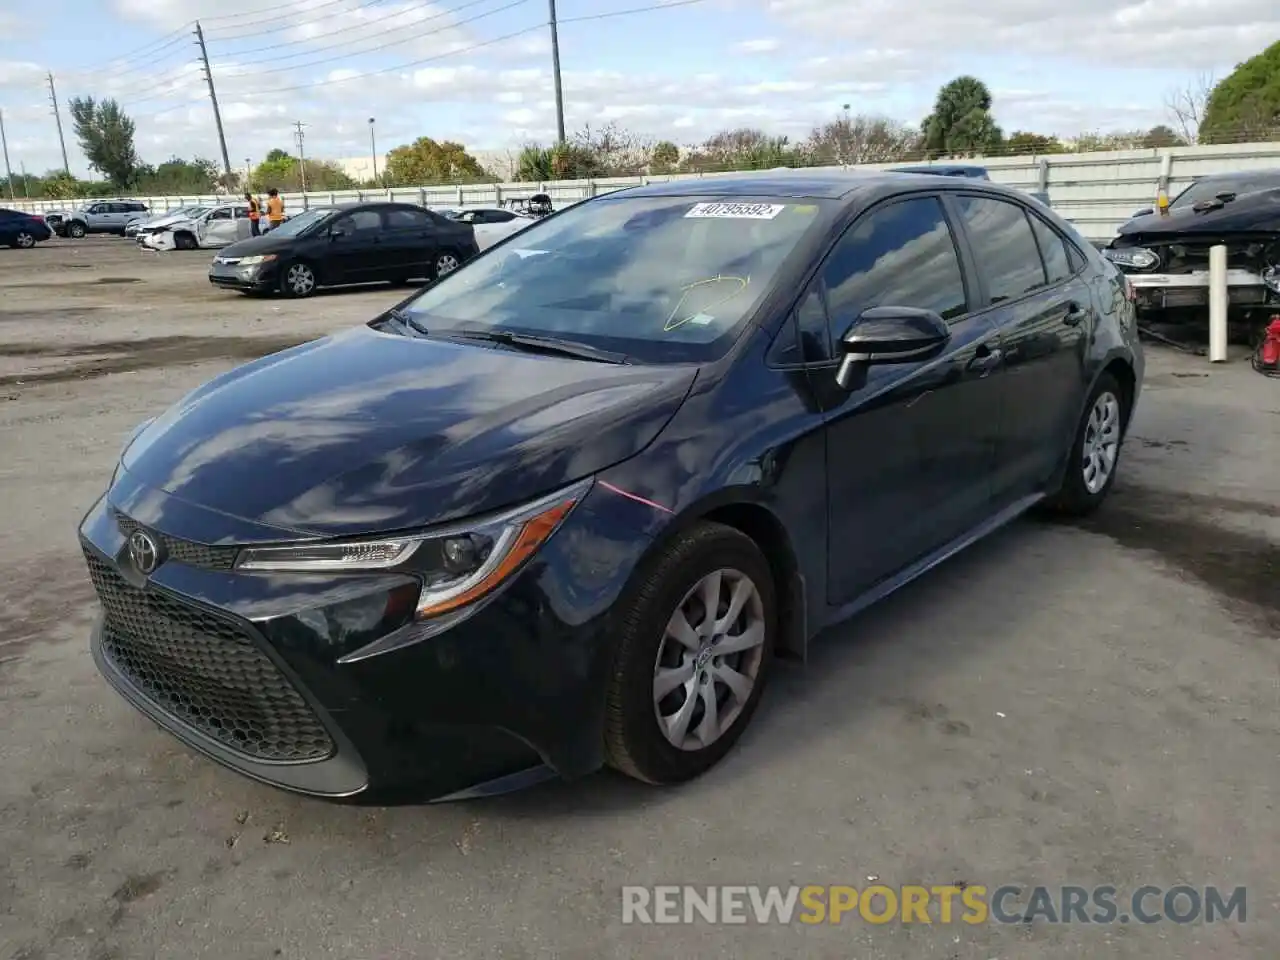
[208,259,281,292]
[78,473,652,801]
[138,232,176,251]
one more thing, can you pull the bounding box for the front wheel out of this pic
[67,221,86,239]
[1043,372,1128,516]
[604,522,776,785]
[280,261,317,298]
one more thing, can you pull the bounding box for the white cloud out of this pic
[737,38,780,53]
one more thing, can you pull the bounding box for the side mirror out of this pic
[1132,207,1153,218]
[329,225,348,240]
[1215,191,1237,203]
[835,306,951,390]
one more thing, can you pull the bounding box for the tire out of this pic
[280,261,317,298]
[432,250,461,279]
[13,231,35,249]
[1042,371,1128,517]
[67,221,86,239]
[173,232,197,251]
[604,522,777,785]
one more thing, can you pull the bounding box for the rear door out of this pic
[947,193,1092,504]
[198,206,239,247]
[382,206,437,278]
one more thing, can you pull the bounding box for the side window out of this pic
[953,195,1047,302]
[458,211,478,223]
[489,210,516,223]
[347,209,382,233]
[129,202,148,213]
[86,204,104,214]
[768,285,831,366]
[208,208,231,221]
[1027,214,1072,284]
[822,195,969,335]
[386,208,431,228]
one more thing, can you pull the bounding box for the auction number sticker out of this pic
[685,202,785,219]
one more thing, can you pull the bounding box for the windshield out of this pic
[175,206,210,219]
[400,195,827,363]
[1170,173,1280,210]
[266,206,334,237]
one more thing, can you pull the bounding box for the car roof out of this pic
[614,168,1027,202]
[889,163,989,178]
[1194,168,1280,184]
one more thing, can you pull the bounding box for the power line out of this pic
[205,0,391,39]
[59,24,195,79]
[558,0,710,25]
[219,0,533,78]
[214,0,496,59]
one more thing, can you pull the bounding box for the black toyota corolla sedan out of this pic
[80,171,1142,801]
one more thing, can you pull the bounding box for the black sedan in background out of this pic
[0,208,53,248]
[84,172,1141,802]
[208,201,479,297]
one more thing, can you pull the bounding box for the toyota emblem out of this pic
[128,530,161,574]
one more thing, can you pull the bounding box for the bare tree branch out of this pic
[1165,71,1214,144]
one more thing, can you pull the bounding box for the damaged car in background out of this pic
[138,202,251,251]
[1103,169,1280,316]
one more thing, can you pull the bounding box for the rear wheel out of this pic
[280,261,317,298]
[67,221,86,239]
[432,251,461,279]
[604,522,776,785]
[13,231,35,249]
[1043,372,1128,517]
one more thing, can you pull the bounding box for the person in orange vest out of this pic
[265,188,285,231]
[245,191,262,236]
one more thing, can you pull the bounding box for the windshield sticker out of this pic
[685,202,785,220]
[791,204,819,214]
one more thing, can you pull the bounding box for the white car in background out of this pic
[127,205,212,239]
[138,202,252,251]
[448,207,536,250]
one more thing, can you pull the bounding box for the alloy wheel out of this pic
[653,568,767,752]
[68,222,86,238]
[287,263,316,296]
[1082,390,1121,494]
[435,253,460,277]
[15,232,34,248]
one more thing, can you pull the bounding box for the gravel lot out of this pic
[1,237,1277,960]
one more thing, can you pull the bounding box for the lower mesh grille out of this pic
[85,551,335,763]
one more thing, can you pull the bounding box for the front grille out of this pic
[115,512,238,570]
[86,551,335,763]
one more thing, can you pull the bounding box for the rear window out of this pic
[1170,173,1280,210]
[402,195,830,363]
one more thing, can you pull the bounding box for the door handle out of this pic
[1062,301,1085,326]
[966,347,1003,374]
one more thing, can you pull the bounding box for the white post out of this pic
[1208,244,1228,362]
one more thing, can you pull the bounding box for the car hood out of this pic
[217,233,301,259]
[1117,189,1280,242]
[120,325,697,538]
[140,212,194,228]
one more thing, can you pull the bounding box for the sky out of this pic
[0,0,1277,179]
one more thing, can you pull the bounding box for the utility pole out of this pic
[19,161,28,198]
[194,21,233,180]
[0,109,14,200]
[46,72,71,174]
[293,120,308,193]
[368,117,378,186]
[547,0,565,144]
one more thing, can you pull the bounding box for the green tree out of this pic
[1141,124,1186,148]
[67,96,139,187]
[384,137,492,186]
[921,76,1004,157]
[1004,131,1065,155]
[1200,39,1280,143]
[679,128,793,172]
[514,142,600,182]
[134,157,219,195]
[650,140,680,173]
[250,150,355,192]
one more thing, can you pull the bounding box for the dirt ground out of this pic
[0,237,1277,959]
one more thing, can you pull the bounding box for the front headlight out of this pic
[239,254,277,266]
[1103,246,1159,270]
[235,477,593,619]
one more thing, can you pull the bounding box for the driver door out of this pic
[814,193,1004,606]
[198,206,239,247]
[323,209,385,285]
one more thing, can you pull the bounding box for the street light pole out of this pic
[369,118,378,186]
